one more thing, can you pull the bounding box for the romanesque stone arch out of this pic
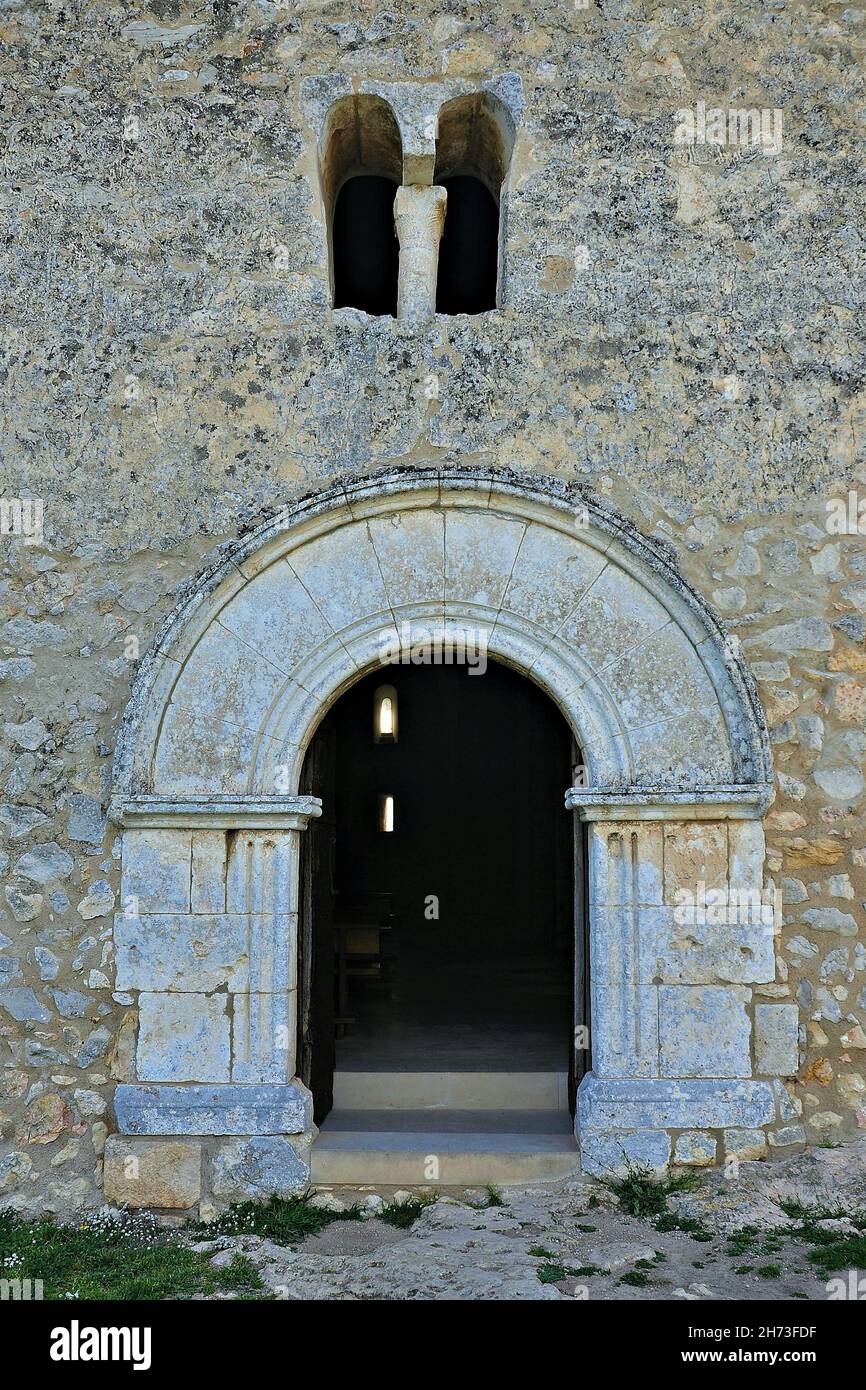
[107,469,792,1195]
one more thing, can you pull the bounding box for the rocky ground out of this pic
[189,1140,866,1301]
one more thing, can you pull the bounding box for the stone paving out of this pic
[191,1139,866,1301]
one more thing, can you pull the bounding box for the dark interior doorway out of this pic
[298,660,583,1126]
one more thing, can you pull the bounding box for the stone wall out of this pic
[0,0,864,1211]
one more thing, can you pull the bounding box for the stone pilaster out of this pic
[569,791,787,1174]
[110,797,319,1137]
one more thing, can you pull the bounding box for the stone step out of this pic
[331,1070,570,1112]
[311,1108,580,1186]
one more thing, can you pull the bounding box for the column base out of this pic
[115,1082,313,1136]
[576,1073,778,1176]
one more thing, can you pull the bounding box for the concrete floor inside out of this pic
[334,951,572,1072]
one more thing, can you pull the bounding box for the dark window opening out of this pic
[436,175,499,315]
[332,175,399,317]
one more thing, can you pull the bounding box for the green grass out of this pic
[804,1232,866,1275]
[378,1193,437,1229]
[0,1207,267,1301]
[468,1185,505,1210]
[726,1225,785,1258]
[767,1203,866,1276]
[654,1211,713,1241]
[537,1261,600,1284]
[187,1192,364,1244]
[618,1269,650,1287]
[529,1245,554,1258]
[575,1223,597,1233]
[607,1160,704,1219]
[756,1263,781,1279]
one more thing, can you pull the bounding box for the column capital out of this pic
[109,795,322,831]
[564,785,771,821]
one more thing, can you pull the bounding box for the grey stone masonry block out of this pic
[231,990,295,1083]
[579,1129,671,1177]
[136,992,230,1082]
[591,982,659,1077]
[673,1131,717,1165]
[210,1135,310,1200]
[754,1003,799,1076]
[588,822,663,906]
[723,1128,768,1161]
[578,1075,776,1131]
[191,831,227,913]
[121,829,191,914]
[592,904,775,987]
[114,1082,313,1136]
[114,913,249,992]
[659,985,752,1078]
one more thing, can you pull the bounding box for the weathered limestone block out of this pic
[219,560,332,677]
[754,1003,799,1076]
[580,1129,671,1178]
[729,821,766,890]
[444,510,525,609]
[114,1083,313,1136]
[232,990,295,1083]
[644,905,776,985]
[659,986,752,1078]
[211,1135,310,1200]
[591,981,659,1077]
[673,1131,717,1165]
[368,508,446,610]
[287,523,391,635]
[628,709,734,787]
[121,829,191,914]
[191,831,227,913]
[769,1124,807,1147]
[161,624,288,762]
[136,992,230,1083]
[153,707,262,797]
[115,913,249,993]
[559,564,670,675]
[723,1128,768,1161]
[663,822,728,901]
[588,822,663,906]
[606,624,720,738]
[501,522,607,631]
[394,184,447,322]
[104,1136,201,1209]
[577,1076,776,1131]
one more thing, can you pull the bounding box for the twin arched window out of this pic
[321,93,513,318]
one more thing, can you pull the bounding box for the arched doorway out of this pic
[110,467,775,1197]
[298,661,584,1152]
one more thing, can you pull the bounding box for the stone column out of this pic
[394,184,447,322]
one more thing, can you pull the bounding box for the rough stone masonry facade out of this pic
[0,0,864,1215]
